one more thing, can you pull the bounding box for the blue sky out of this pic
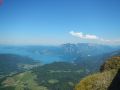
[0,0,120,45]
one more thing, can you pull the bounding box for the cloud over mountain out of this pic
[69,31,99,40]
[69,31,120,44]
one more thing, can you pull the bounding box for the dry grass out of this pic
[75,70,117,90]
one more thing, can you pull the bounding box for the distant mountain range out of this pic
[0,43,119,64]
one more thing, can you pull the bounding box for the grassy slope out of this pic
[75,70,117,90]
[75,56,120,90]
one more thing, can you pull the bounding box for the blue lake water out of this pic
[0,46,64,64]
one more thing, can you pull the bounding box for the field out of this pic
[2,71,48,90]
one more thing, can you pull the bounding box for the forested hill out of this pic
[0,54,38,76]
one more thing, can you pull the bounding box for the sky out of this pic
[0,0,120,45]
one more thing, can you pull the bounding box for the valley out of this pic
[0,43,120,90]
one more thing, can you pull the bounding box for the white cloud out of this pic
[69,31,83,38]
[69,31,99,40]
[85,34,99,40]
[69,31,120,44]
